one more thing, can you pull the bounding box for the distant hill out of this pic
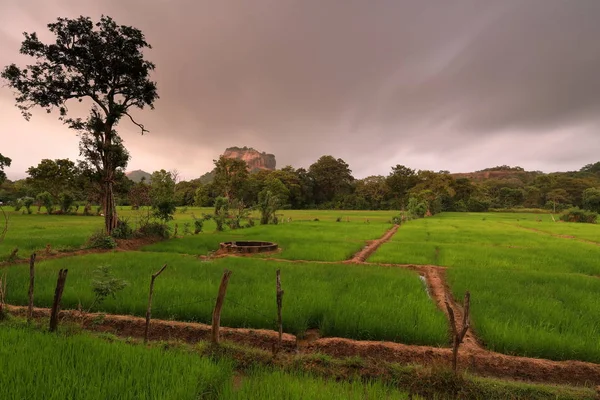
[451,166,542,182]
[126,169,152,183]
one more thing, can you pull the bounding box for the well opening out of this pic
[219,241,278,254]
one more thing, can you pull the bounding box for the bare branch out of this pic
[125,112,149,135]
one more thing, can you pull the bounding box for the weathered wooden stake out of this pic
[49,269,68,332]
[276,269,284,352]
[0,272,7,318]
[27,252,36,322]
[144,264,167,344]
[445,291,470,373]
[211,269,232,344]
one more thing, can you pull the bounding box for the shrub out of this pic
[88,266,129,311]
[467,197,490,212]
[407,196,427,219]
[13,200,22,212]
[87,230,117,249]
[137,221,170,239]
[111,218,133,239]
[245,217,255,228]
[22,197,34,214]
[183,222,191,235]
[559,207,598,224]
[36,192,54,215]
[59,192,75,214]
[153,200,177,223]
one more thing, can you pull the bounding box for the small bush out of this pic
[59,192,75,214]
[13,200,22,212]
[153,200,177,223]
[87,231,117,249]
[245,217,255,228]
[559,207,598,223]
[22,197,34,214]
[111,218,134,239]
[193,219,204,234]
[36,192,54,215]
[137,222,170,239]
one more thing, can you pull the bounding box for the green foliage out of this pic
[309,155,353,203]
[559,207,598,223]
[36,191,54,214]
[228,199,250,229]
[406,196,427,219]
[258,190,281,225]
[0,153,11,185]
[153,200,177,223]
[26,159,78,200]
[213,156,249,199]
[582,187,600,213]
[111,218,133,239]
[90,265,129,309]
[2,15,159,234]
[137,221,171,239]
[21,197,34,214]
[213,197,229,231]
[58,192,75,213]
[87,230,117,249]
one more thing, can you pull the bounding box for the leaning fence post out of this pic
[27,252,36,322]
[211,269,232,345]
[49,269,68,332]
[445,291,471,373]
[276,269,284,352]
[144,264,167,344]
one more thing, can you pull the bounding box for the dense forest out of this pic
[1,154,599,216]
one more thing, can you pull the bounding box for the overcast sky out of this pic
[1,0,599,181]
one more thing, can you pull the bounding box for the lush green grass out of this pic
[3,252,448,345]
[223,368,410,399]
[144,220,391,261]
[0,212,99,260]
[447,267,600,363]
[370,213,600,275]
[0,323,232,400]
[0,208,396,262]
[369,212,600,363]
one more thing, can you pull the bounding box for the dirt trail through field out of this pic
[8,305,600,386]
[347,224,399,263]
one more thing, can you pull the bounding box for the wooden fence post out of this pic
[0,271,6,319]
[144,264,167,344]
[445,291,470,373]
[49,269,68,332]
[276,269,284,352]
[27,253,36,322]
[211,269,232,345]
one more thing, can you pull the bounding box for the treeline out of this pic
[1,155,600,216]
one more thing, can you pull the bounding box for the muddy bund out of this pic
[219,241,278,254]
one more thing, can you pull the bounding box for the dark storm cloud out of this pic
[1,0,599,179]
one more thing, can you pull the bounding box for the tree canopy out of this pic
[2,15,158,233]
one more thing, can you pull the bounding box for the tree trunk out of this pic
[102,127,118,235]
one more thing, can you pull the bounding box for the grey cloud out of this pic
[1,0,599,180]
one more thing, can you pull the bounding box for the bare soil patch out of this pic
[7,305,600,386]
[348,224,399,263]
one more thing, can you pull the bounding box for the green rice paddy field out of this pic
[370,212,600,363]
[1,208,600,365]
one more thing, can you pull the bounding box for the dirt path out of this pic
[8,305,600,386]
[347,224,399,263]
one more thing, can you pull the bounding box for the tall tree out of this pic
[0,154,11,185]
[2,16,158,234]
[212,156,249,199]
[309,155,353,204]
[386,165,418,208]
[26,159,78,200]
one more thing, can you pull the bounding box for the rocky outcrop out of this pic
[222,146,276,171]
